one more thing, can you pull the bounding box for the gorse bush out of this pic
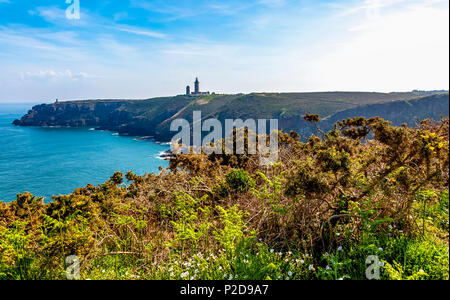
[0,117,448,280]
[225,169,254,193]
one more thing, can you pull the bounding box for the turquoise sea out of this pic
[0,103,169,203]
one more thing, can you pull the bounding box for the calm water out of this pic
[0,103,169,202]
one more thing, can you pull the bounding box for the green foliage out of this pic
[214,205,249,257]
[168,193,212,256]
[252,163,291,215]
[382,237,449,280]
[225,169,255,193]
[1,117,448,280]
[0,221,53,280]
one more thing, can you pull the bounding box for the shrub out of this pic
[0,117,448,280]
[225,169,254,193]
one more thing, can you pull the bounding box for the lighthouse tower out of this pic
[194,78,200,94]
[184,77,211,96]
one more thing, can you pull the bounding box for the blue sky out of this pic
[0,0,448,102]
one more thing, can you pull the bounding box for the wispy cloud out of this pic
[111,25,167,39]
[20,70,89,81]
[0,0,448,102]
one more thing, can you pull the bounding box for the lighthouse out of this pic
[194,78,200,94]
[185,77,211,96]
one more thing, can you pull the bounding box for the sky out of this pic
[0,0,448,103]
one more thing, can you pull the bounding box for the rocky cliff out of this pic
[13,92,449,141]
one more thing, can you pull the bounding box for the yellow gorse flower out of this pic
[332,146,337,156]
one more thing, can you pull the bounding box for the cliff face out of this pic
[13,92,449,141]
[13,101,129,127]
[13,97,192,140]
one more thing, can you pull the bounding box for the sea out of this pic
[0,103,169,203]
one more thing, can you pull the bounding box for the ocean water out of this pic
[0,103,169,203]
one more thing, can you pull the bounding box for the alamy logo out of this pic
[170,111,279,167]
[366,255,382,280]
[65,0,80,20]
[65,255,80,280]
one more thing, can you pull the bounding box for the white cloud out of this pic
[20,70,89,81]
[30,6,166,39]
[112,25,166,39]
[307,0,449,91]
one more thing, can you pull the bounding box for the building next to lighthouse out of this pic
[186,77,212,96]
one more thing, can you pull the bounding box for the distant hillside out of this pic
[325,93,449,125]
[13,92,449,141]
[295,93,450,137]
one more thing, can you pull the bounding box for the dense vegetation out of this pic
[13,92,449,140]
[1,116,448,280]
